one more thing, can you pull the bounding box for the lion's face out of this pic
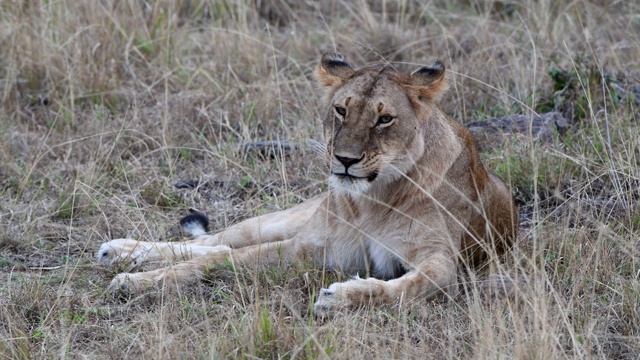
[323,73,424,194]
[316,53,449,195]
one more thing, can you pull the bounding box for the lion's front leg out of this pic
[313,253,457,317]
[97,196,323,266]
[107,239,304,295]
[97,238,232,266]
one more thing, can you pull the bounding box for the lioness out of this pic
[97,53,518,317]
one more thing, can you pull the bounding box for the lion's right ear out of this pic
[315,52,354,89]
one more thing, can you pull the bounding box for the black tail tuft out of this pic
[180,211,210,236]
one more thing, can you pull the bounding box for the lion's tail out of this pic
[179,211,210,236]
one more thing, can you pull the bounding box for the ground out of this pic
[1,0,639,358]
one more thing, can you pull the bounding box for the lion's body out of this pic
[98,53,518,316]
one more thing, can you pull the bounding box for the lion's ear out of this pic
[315,52,354,89]
[408,60,449,100]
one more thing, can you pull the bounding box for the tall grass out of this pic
[0,0,639,358]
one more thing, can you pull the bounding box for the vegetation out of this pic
[0,0,638,358]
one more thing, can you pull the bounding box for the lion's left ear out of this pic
[315,52,354,89]
[407,60,449,101]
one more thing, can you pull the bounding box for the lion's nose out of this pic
[335,154,364,169]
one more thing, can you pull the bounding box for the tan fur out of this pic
[97,53,518,317]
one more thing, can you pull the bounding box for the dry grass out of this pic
[0,0,639,358]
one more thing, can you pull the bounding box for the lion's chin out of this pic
[328,174,372,195]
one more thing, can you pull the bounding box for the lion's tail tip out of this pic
[180,211,210,236]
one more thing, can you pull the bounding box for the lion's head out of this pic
[315,52,449,195]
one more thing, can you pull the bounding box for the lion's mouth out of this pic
[332,172,378,182]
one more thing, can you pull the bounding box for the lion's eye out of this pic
[335,106,347,117]
[377,115,394,125]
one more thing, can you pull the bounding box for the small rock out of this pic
[467,112,570,150]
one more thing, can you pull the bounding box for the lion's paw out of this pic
[96,239,151,266]
[107,272,155,299]
[313,285,350,318]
